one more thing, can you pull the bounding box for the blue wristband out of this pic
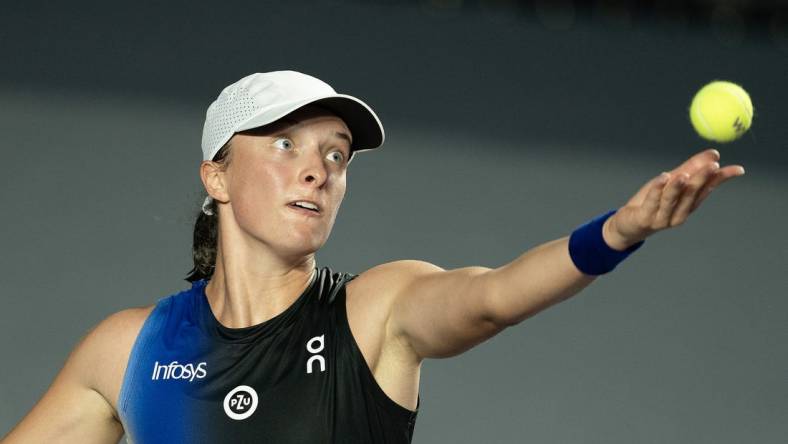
[568,209,645,276]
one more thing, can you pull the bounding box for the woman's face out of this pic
[217,106,353,259]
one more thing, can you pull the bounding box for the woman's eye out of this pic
[329,151,345,163]
[272,138,294,150]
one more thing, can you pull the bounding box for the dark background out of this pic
[2,1,786,443]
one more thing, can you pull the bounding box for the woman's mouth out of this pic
[287,203,322,217]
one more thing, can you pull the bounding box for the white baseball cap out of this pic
[201,70,385,163]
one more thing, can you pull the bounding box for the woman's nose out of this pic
[300,150,328,187]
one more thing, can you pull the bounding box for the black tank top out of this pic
[118,266,419,443]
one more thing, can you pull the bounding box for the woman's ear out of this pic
[200,160,230,203]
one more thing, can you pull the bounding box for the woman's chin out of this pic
[278,235,326,257]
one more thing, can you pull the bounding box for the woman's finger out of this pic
[641,172,670,221]
[654,173,687,228]
[671,162,719,225]
[668,148,720,178]
[689,165,745,212]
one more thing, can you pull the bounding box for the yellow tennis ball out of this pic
[689,80,753,143]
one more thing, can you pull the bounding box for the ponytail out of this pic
[184,141,232,283]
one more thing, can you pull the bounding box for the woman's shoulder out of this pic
[81,304,157,362]
[89,304,158,353]
[96,302,157,348]
[343,260,437,352]
[345,260,442,307]
[86,304,157,417]
[104,305,158,342]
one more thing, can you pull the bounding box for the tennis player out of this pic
[1,71,745,443]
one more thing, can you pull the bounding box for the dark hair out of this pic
[184,140,233,283]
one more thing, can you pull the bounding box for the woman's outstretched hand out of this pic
[603,148,746,250]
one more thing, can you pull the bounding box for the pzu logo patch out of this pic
[223,385,259,420]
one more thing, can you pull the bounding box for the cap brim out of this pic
[309,95,384,152]
[236,93,384,154]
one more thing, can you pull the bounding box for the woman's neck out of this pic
[204,250,317,329]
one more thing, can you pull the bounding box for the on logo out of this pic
[223,385,259,420]
[306,334,326,374]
